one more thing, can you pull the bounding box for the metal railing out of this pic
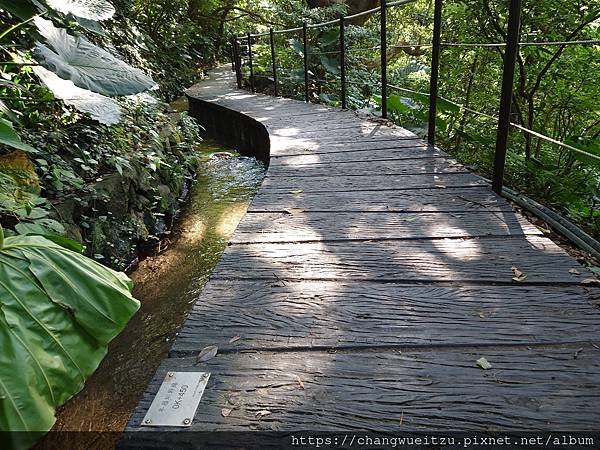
[231,0,599,195]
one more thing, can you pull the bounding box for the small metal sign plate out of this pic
[141,371,210,427]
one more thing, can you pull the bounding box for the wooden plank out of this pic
[127,344,600,433]
[267,158,467,177]
[259,172,486,193]
[248,187,514,212]
[230,211,541,243]
[269,143,436,160]
[212,235,589,284]
[269,124,414,141]
[170,281,600,354]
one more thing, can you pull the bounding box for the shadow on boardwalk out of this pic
[123,67,600,444]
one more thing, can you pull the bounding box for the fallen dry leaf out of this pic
[229,336,241,344]
[569,268,581,275]
[221,408,233,417]
[285,208,305,215]
[511,266,527,282]
[582,278,600,286]
[197,345,218,363]
[255,410,271,418]
[288,189,303,195]
[296,375,305,390]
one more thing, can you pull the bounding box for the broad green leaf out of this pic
[319,29,339,47]
[0,100,19,124]
[0,234,139,447]
[290,38,304,57]
[46,0,116,21]
[0,0,39,20]
[34,18,155,96]
[33,66,121,125]
[0,119,36,153]
[319,55,339,75]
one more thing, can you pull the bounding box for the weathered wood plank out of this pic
[267,158,467,177]
[170,281,600,354]
[248,187,514,212]
[127,345,600,433]
[231,211,541,243]
[269,143,437,161]
[213,236,588,284]
[259,172,486,193]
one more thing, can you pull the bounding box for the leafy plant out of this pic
[0,226,139,449]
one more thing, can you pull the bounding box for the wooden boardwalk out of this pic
[124,67,600,442]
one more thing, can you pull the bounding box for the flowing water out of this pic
[37,136,266,449]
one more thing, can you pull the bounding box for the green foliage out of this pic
[34,17,155,96]
[0,230,139,449]
[243,0,600,237]
[0,119,36,153]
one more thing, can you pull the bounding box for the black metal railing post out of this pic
[247,32,255,93]
[380,0,388,119]
[340,16,347,109]
[230,40,235,71]
[428,0,443,146]
[492,0,522,194]
[233,37,242,89]
[303,22,309,102]
[270,28,278,96]
[340,16,348,109]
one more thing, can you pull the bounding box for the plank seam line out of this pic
[247,209,516,214]
[168,340,600,358]
[227,234,542,245]
[208,276,594,288]
[265,171,473,179]
[270,147,434,158]
[245,209,516,214]
[270,155,439,163]
[260,185,487,194]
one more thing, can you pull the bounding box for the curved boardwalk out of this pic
[124,68,600,444]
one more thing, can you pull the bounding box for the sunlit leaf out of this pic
[45,0,115,21]
[34,17,155,96]
[33,66,121,125]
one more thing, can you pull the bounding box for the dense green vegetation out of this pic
[1,0,599,446]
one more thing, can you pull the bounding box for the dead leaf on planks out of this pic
[581,277,600,286]
[229,335,241,344]
[296,375,305,390]
[256,410,272,419]
[221,408,233,417]
[197,345,218,363]
[511,266,527,282]
[284,208,305,215]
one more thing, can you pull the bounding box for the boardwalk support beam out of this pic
[492,0,522,194]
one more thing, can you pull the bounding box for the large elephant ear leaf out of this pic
[0,234,139,448]
[33,66,121,125]
[34,17,155,96]
[45,0,116,21]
